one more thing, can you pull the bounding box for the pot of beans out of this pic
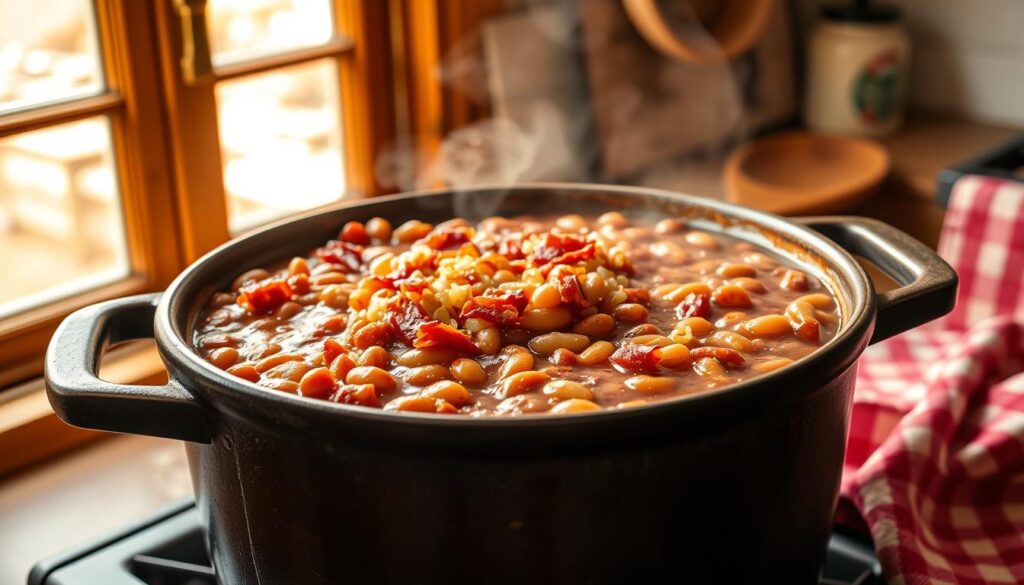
[45,184,956,584]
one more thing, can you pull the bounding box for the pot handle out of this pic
[794,216,958,345]
[44,293,211,443]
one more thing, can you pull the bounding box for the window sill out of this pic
[0,342,167,478]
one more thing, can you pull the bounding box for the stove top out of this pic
[29,500,883,585]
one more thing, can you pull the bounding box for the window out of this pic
[0,0,395,392]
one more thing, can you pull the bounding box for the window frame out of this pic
[0,0,399,475]
[0,0,181,388]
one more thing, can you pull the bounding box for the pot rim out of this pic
[154,183,875,430]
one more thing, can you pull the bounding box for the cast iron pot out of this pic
[45,185,956,585]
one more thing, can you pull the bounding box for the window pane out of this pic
[207,0,334,66]
[0,117,129,318]
[0,0,103,114]
[216,58,346,233]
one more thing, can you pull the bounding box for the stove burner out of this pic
[29,500,882,585]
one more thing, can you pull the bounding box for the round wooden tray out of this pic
[725,131,891,215]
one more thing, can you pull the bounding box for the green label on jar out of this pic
[852,49,901,126]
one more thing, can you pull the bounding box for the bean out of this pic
[232,268,270,291]
[528,332,591,355]
[617,399,649,409]
[717,263,756,278]
[352,321,391,348]
[256,352,303,373]
[497,346,534,379]
[264,379,300,393]
[556,214,585,231]
[781,270,809,292]
[650,241,686,259]
[581,273,607,305]
[613,303,649,322]
[319,284,350,309]
[743,253,776,270]
[729,277,766,294]
[786,301,821,342]
[476,326,502,355]
[630,334,674,346]
[601,289,628,312]
[340,221,370,245]
[578,341,615,365]
[274,301,302,320]
[227,363,260,382]
[711,284,753,308]
[264,361,311,382]
[366,217,392,242]
[624,323,662,338]
[653,344,691,368]
[716,311,748,328]
[298,367,336,398]
[550,398,602,414]
[395,347,457,367]
[501,371,551,398]
[359,346,390,368]
[598,211,628,228]
[531,284,562,309]
[797,293,835,310]
[685,231,719,249]
[694,357,726,377]
[493,269,516,284]
[572,313,616,337]
[346,366,398,392]
[752,358,794,373]
[393,220,433,243]
[679,317,714,337]
[319,315,346,335]
[208,347,239,369]
[198,333,240,350]
[312,272,347,286]
[384,395,452,413]
[662,282,712,304]
[743,314,791,338]
[625,375,677,394]
[707,331,755,353]
[288,257,310,276]
[520,308,572,331]
[655,218,683,234]
[329,353,356,382]
[450,358,487,385]
[421,381,471,406]
[407,365,450,386]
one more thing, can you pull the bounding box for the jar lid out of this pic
[822,0,901,23]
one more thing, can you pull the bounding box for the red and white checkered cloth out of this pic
[841,175,1024,584]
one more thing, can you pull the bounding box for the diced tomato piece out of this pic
[237,278,293,314]
[316,240,364,273]
[330,383,381,407]
[287,273,310,295]
[690,347,745,367]
[793,320,820,343]
[550,266,589,312]
[530,233,589,267]
[414,321,480,355]
[459,289,529,325]
[675,292,711,320]
[323,338,346,365]
[609,343,660,373]
[624,288,650,305]
[340,221,370,246]
[419,227,472,251]
[386,298,429,346]
[537,243,597,277]
[498,233,527,260]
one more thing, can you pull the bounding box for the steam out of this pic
[374,0,756,217]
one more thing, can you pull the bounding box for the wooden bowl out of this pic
[622,0,775,63]
[725,132,890,215]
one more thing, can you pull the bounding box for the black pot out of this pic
[45,185,956,585]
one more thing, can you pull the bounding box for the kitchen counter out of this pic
[0,436,191,585]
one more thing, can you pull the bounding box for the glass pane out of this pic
[0,0,103,114]
[216,58,346,233]
[0,117,129,318]
[207,0,334,66]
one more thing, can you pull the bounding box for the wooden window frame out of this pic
[0,0,399,477]
[0,0,181,388]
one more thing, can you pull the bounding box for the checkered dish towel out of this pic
[841,176,1024,584]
